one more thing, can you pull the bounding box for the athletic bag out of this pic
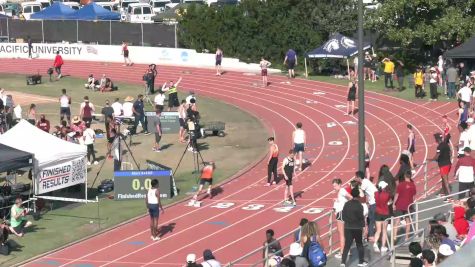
[307,241,327,267]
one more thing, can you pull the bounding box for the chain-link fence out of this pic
[0,19,177,47]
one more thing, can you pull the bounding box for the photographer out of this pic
[185,99,201,152]
[149,64,158,94]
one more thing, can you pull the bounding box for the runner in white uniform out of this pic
[146,179,164,241]
[59,89,71,124]
[292,122,306,171]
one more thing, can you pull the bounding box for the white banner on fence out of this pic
[37,156,87,195]
[0,43,276,72]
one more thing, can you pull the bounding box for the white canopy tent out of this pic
[0,120,87,197]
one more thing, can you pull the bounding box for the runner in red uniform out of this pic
[122,41,132,66]
[193,162,215,201]
[260,57,271,87]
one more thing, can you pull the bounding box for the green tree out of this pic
[369,0,475,49]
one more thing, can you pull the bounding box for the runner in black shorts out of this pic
[282,149,297,206]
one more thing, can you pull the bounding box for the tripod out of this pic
[173,131,205,180]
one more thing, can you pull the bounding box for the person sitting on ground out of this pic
[294,218,308,242]
[431,225,457,252]
[288,242,309,267]
[433,213,458,241]
[184,253,202,267]
[36,114,50,133]
[52,125,61,138]
[263,229,283,259]
[409,241,422,258]
[437,244,453,264]
[84,74,97,90]
[280,258,296,267]
[101,76,115,93]
[409,258,423,267]
[0,221,9,246]
[70,116,85,136]
[9,197,32,237]
[453,202,470,239]
[421,249,436,267]
[201,249,221,267]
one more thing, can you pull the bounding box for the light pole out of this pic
[357,0,365,174]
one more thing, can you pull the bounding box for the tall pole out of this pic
[357,0,365,173]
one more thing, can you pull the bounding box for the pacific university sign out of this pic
[0,44,83,55]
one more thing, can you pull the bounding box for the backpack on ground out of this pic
[307,241,327,267]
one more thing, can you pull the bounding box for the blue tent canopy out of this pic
[30,2,76,20]
[307,33,371,59]
[68,3,120,21]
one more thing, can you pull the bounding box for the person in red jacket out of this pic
[53,51,64,79]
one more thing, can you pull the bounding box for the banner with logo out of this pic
[37,156,87,195]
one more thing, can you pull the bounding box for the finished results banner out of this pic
[37,157,87,194]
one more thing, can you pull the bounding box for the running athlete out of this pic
[193,162,216,201]
[442,115,451,140]
[59,88,71,124]
[292,122,306,171]
[267,137,279,186]
[282,150,297,206]
[122,41,132,66]
[407,124,416,170]
[260,57,271,87]
[146,179,164,241]
[162,77,182,111]
[215,48,223,76]
[178,100,188,143]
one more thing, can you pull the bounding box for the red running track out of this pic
[0,59,458,267]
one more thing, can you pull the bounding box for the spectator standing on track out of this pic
[162,77,182,112]
[185,254,202,267]
[433,133,452,197]
[395,153,412,182]
[263,229,283,262]
[260,57,271,87]
[447,64,458,99]
[122,41,132,66]
[294,218,308,242]
[267,137,279,186]
[373,181,390,253]
[346,78,357,116]
[393,171,417,241]
[382,57,394,90]
[414,66,425,98]
[215,48,223,76]
[341,187,368,267]
[292,122,306,171]
[53,51,64,79]
[332,178,352,259]
[355,171,377,242]
[132,94,150,135]
[282,149,297,206]
[454,147,475,199]
[83,122,98,166]
[201,249,221,267]
[146,179,164,241]
[429,67,439,101]
[111,98,123,117]
[59,89,71,124]
[79,96,95,124]
[288,242,309,267]
[36,114,50,133]
[284,49,297,79]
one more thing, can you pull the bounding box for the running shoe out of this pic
[292,201,297,206]
[357,262,368,267]
[334,253,342,259]
[87,161,91,166]
[373,243,380,252]
[271,181,276,185]
[283,200,291,205]
[381,247,388,253]
[265,183,271,186]
[207,188,211,195]
[153,236,160,241]
[143,131,151,136]
[93,161,98,165]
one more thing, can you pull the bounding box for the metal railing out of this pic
[225,158,460,267]
[0,18,176,47]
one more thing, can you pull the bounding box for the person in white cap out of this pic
[288,242,309,267]
[437,244,453,264]
[373,181,391,253]
[184,253,201,267]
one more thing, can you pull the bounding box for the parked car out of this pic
[97,2,119,12]
[119,0,139,20]
[63,2,80,10]
[149,0,169,14]
[4,2,21,17]
[164,0,179,10]
[20,2,42,20]
[125,3,153,23]
[37,0,51,9]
